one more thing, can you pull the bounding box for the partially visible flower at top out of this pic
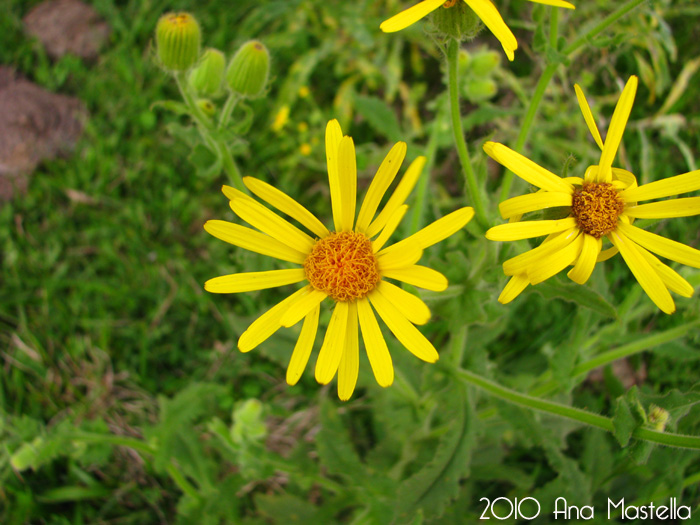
[204,120,474,400]
[381,0,575,61]
[484,76,700,313]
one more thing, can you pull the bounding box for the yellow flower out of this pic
[204,120,474,399]
[485,76,700,314]
[381,0,575,61]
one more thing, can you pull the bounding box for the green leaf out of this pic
[255,493,319,523]
[394,384,474,521]
[188,143,221,179]
[151,99,191,116]
[612,388,646,447]
[354,94,403,143]
[37,485,111,503]
[315,400,367,483]
[534,281,618,318]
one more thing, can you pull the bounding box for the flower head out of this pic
[205,120,473,399]
[485,76,700,314]
[380,0,575,61]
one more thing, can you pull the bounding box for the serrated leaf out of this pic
[188,144,221,179]
[394,384,474,521]
[354,94,403,143]
[613,397,639,447]
[255,493,319,523]
[535,281,618,318]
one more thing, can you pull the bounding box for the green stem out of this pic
[166,462,201,500]
[174,72,246,191]
[455,368,700,449]
[499,0,648,200]
[218,92,239,130]
[446,39,488,230]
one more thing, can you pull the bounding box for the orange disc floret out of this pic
[304,232,381,302]
[571,182,625,238]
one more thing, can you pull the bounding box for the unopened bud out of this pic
[470,50,501,76]
[647,405,670,431]
[189,48,225,96]
[197,99,216,117]
[465,78,497,101]
[226,40,270,98]
[156,12,201,71]
[429,1,481,42]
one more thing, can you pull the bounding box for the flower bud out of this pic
[226,40,270,98]
[197,99,216,117]
[465,78,497,101]
[155,12,201,71]
[647,405,670,431]
[428,1,481,42]
[470,50,501,76]
[188,48,225,96]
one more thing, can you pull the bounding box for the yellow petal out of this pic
[527,232,584,284]
[367,156,426,238]
[357,299,393,387]
[377,244,423,270]
[621,169,700,202]
[286,304,320,386]
[337,302,359,401]
[337,136,357,232]
[503,229,579,275]
[498,274,530,304]
[377,280,431,325]
[608,230,675,314]
[382,265,448,291]
[380,0,444,32]
[230,197,315,254]
[483,142,574,193]
[243,177,329,238]
[280,288,327,327]
[527,0,575,8]
[574,84,604,150]
[315,301,349,384]
[612,168,638,191]
[221,185,256,202]
[636,245,695,298]
[390,207,474,252]
[617,221,700,269]
[625,197,700,219]
[499,192,572,219]
[238,286,310,353]
[326,119,344,232]
[205,268,306,294]
[465,0,517,60]
[204,221,306,264]
[597,245,619,262]
[356,142,407,233]
[598,76,638,181]
[368,290,439,363]
[486,217,577,242]
[567,234,602,284]
[372,205,408,253]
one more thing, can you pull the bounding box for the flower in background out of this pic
[485,76,700,313]
[205,120,473,399]
[381,0,575,61]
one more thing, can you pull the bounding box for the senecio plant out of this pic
[153,0,700,488]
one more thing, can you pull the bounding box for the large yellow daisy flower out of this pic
[204,120,474,400]
[485,76,700,313]
[380,0,575,61]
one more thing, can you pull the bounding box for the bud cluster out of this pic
[458,48,501,102]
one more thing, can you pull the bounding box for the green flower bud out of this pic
[226,40,270,98]
[197,98,216,117]
[155,12,201,71]
[188,48,225,96]
[10,437,43,471]
[647,404,670,431]
[428,1,481,42]
[465,78,497,101]
[470,50,501,76]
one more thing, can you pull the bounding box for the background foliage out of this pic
[1,0,699,523]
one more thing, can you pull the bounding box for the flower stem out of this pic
[446,38,488,230]
[455,368,700,449]
[218,92,239,130]
[174,72,246,191]
[499,0,648,200]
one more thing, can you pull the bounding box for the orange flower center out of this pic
[443,0,458,7]
[304,231,380,302]
[571,182,625,238]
